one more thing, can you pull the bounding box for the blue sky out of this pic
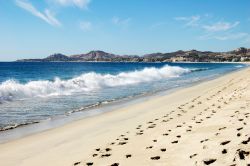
[0,0,250,61]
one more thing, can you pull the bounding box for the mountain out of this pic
[17,47,250,62]
[69,51,142,62]
[70,50,119,61]
[45,54,70,61]
[17,53,70,62]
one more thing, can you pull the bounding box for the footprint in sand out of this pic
[146,146,153,149]
[200,139,209,143]
[171,140,178,144]
[148,124,156,129]
[218,127,226,131]
[237,127,243,131]
[118,142,127,145]
[237,149,250,160]
[151,156,160,160]
[136,129,144,134]
[203,159,216,165]
[136,132,143,135]
[189,105,194,109]
[105,148,112,152]
[238,118,244,122]
[241,137,250,144]
[220,140,231,145]
[101,154,111,158]
[73,161,81,166]
[161,148,166,152]
[189,153,197,159]
[222,149,227,154]
[126,154,132,158]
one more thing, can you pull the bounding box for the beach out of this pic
[0,66,250,166]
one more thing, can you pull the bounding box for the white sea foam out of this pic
[235,65,244,68]
[0,65,191,102]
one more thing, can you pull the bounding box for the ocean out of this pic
[0,62,245,131]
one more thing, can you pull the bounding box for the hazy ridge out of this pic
[17,47,250,62]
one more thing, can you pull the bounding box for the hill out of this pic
[17,47,250,62]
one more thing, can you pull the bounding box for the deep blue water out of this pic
[0,62,245,130]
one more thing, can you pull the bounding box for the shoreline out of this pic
[0,73,208,143]
[0,64,246,143]
[0,66,249,166]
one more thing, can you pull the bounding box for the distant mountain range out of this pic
[17,47,250,62]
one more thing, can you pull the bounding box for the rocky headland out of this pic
[17,47,250,63]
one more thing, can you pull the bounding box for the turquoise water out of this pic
[0,62,245,130]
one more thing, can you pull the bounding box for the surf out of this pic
[0,65,190,103]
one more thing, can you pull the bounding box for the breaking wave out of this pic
[0,65,193,103]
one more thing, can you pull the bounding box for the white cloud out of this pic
[202,21,239,32]
[16,0,61,27]
[199,32,248,41]
[112,16,131,27]
[53,0,91,9]
[80,21,92,31]
[174,15,200,27]
[174,14,246,42]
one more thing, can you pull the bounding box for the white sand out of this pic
[0,67,250,166]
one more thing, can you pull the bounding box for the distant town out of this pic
[17,47,250,63]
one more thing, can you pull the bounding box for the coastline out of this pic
[0,66,249,166]
[0,63,246,142]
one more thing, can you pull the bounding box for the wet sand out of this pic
[0,67,250,166]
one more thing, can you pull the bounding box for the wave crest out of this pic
[0,65,190,102]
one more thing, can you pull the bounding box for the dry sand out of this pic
[0,67,250,166]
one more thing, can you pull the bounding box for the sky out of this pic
[0,0,250,61]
